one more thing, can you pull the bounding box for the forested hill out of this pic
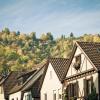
[0,28,100,73]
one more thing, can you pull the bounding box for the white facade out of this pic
[67,47,96,77]
[0,86,5,100]
[41,63,62,100]
[9,91,21,100]
[65,45,99,99]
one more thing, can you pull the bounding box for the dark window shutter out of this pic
[72,84,74,97]
[84,79,87,96]
[76,81,79,97]
[91,76,93,91]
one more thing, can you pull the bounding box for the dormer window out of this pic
[74,54,81,70]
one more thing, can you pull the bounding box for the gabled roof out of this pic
[65,41,100,77]
[0,72,19,99]
[9,61,48,96]
[21,62,48,96]
[76,41,100,70]
[9,70,36,94]
[31,75,43,98]
[40,58,69,89]
[49,58,69,82]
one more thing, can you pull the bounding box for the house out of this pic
[0,72,19,100]
[9,70,36,100]
[41,58,69,100]
[22,62,48,100]
[63,41,100,100]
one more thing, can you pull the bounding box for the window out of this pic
[53,93,56,100]
[75,55,81,64]
[44,93,47,100]
[16,97,18,100]
[74,55,81,70]
[25,94,32,100]
[87,79,92,94]
[58,89,62,99]
[25,95,27,100]
[50,71,52,79]
[84,77,93,96]
[59,94,62,99]
[66,82,78,99]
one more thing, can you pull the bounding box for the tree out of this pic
[40,33,48,41]
[2,27,10,35]
[70,32,74,38]
[30,32,36,41]
[47,32,53,41]
[16,31,20,35]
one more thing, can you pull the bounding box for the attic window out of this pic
[74,54,81,70]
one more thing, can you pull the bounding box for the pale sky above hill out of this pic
[0,0,100,37]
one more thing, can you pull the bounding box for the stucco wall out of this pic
[9,91,21,100]
[0,86,5,100]
[66,73,98,99]
[41,63,62,100]
[0,94,5,100]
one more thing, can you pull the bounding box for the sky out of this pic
[0,0,100,38]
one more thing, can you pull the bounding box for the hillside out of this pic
[0,28,100,74]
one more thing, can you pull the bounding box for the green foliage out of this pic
[0,29,100,72]
[2,27,10,35]
[6,51,19,60]
[87,87,98,100]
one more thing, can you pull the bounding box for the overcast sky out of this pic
[0,0,100,37]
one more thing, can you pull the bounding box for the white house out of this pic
[41,58,69,100]
[22,62,47,100]
[63,41,100,100]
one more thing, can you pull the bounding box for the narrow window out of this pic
[59,94,62,99]
[53,90,56,100]
[50,71,52,79]
[58,89,62,99]
[44,93,47,100]
[84,77,93,96]
[74,54,81,70]
[75,55,81,64]
[16,97,18,100]
[87,79,92,94]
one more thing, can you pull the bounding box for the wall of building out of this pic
[66,47,95,77]
[65,72,98,100]
[9,91,21,100]
[0,85,5,100]
[41,63,62,100]
[65,45,98,100]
